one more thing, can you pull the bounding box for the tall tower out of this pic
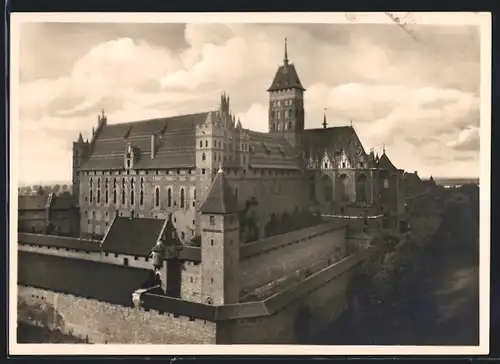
[195,110,225,235]
[72,132,89,206]
[267,38,306,149]
[198,168,240,306]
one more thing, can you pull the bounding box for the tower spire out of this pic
[322,108,327,129]
[284,37,289,65]
[382,143,386,154]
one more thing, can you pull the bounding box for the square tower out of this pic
[198,168,240,306]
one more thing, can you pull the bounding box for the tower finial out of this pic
[383,143,386,154]
[284,37,289,65]
[322,108,327,129]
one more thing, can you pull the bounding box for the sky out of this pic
[16,21,481,185]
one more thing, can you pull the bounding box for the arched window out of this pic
[105,190,109,204]
[155,187,160,207]
[113,190,117,204]
[90,189,93,203]
[97,178,101,188]
[180,188,185,208]
[194,189,196,200]
[113,178,116,188]
[206,297,213,305]
[97,190,101,203]
[288,122,292,130]
[202,153,206,161]
[199,140,203,147]
[140,190,144,206]
[121,190,126,205]
[130,190,134,205]
[167,188,172,207]
[205,140,208,147]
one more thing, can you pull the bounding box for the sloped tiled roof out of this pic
[267,63,305,92]
[51,194,74,210]
[199,169,240,214]
[303,126,364,164]
[101,217,167,257]
[79,112,208,171]
[18,195,48,210]
[247,130,301,170]
[377,152,398,172]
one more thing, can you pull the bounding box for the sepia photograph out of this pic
[9,12,491,356]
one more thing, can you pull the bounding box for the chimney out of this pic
[151,134,156,159]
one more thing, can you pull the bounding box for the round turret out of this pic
[151,239,165,269]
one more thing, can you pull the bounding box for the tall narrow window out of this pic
[140,190,144,206]
[105,190,109,204]
[194,189,196,200]
[199,140,203,147]
[130,190,134,205]
[97,190,101,204]
[113,190,117,204]
[167,188,172,207]
[155,187,160,207]
[180,188,185,208]
[202,153,206,161]
[122,189,126,205]
[205,140,208,147]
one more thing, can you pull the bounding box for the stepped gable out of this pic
[377,152,398,172]
[100,216,168,257]
[302,126,365,165]
[18,194,48,211]
[199,168,240,215]
[247,130,301,170]
[79,112,208,171]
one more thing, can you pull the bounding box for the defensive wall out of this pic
[16,220,376,344]
[17,247,373,344]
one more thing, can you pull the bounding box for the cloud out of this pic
[17,22,481,184]
[446,126,480,151]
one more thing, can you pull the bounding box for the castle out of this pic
[71,39,405,242]
[17,40,412,344]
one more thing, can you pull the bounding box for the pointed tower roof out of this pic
[199,168,240,214]
[77,132,84,143]
[322,109,327,129]
[267,38,305,92]
[377,152,398,172]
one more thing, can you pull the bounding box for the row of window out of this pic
[270,121,293,132]
[271,100,294,107]
[198,139,250,152]
[271,109,295,120]
[200,152,247,164]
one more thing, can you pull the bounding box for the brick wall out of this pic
[239,226,346,294]
[218,271,350,344]
[18,285,216,344]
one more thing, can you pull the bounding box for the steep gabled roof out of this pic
[18,194,48,210]
[303,126,364,165]
[377,152,398,172]
[79,112,208,171]
[198,169,240,215]
[101,216,167,257]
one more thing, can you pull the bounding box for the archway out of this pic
[337,174,349,202]
[320,175,333,202]
[356,174,368,203]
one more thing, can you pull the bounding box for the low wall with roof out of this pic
[238,220,348,295]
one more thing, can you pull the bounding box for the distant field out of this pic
[433,178,479,186]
